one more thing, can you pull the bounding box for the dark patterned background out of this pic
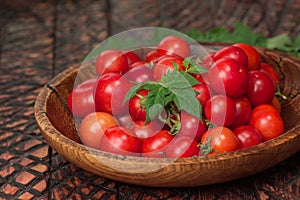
[0,0,299,199]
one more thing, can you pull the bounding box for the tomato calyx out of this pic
[182,56,208,74]
[199,136,219,156]
[159,104,182,135]
[205,119,217,129]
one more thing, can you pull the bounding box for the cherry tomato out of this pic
[94,73,131,115]
[116,113,132,127]
[100,126,141,156]
[193,82,211,107]
[204,95,237,127]
[68,78,97,117]
[153,56,184,81]
[246,71,275,106]
[124,65,154,83]
[142,130,174,158]
[201,52,216,70]
[79,112,117,149]
[233,125,263,149]
[129,61,147,69]
[230,97,252,128]
[260,63,280,88]
[249,104,284,141]
[129,89,149,121]
[95,50,129,75]
[208,58,249,98]
[213,45,248,67]
[145,50,158,63]
[271,96,281,113]
[123,51,142,66]
[177,112,207,142]
[132,120,164,140]
[233,43,261,71]
[200,126,239,155]
[166,136,200,158]
[157,35,190,58]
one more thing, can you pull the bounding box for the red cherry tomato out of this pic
[271,96,281,113]
[129,89,149,121]
[233,43,261,71]
[246,71,275,106]
[142,130,174,158]
[157,35,190,58]
[79,112,117,149]
[177,112,207,142]
[204,95,237,127]
[125,65,154,83]
[100,126,141,156]
[95,50,129,75]
[153,56,184,81]
[230,97,252,128]
[233,125,263,149]
[145,50,158,63]
[133,120,164,140]
[208,58,249,98]
[123,51,142,66]
[166,136,200,158]
[213,45,248,67]
[129,61,147,69]
[94,73,131,115]
[68,78,97,117]
[193,82,211,107]
[260,63,280,88]
[200,126,239,155]
[249,104,284,141]
[201,52,216,70]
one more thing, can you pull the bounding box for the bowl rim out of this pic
[34,62,300,166]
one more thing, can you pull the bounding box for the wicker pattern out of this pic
[0,0,299,199]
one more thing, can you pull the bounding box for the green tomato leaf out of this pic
[266,34,292,51]
[172,88,202,121]
[123,84,142,104]
[145,87,169,123]
[148,104,164,120]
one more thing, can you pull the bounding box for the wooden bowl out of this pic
[34,44,300,187]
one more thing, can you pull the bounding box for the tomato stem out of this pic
[275,83,287,102]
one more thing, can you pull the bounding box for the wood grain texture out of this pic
[34,44,300,187]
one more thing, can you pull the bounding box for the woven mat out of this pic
[0,0,299,199]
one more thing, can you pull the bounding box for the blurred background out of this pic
[1,0,299,73]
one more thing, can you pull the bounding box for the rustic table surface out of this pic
[0,0,299,199]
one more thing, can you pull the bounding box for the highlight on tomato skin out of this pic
[70,33,286,158]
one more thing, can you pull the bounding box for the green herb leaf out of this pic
[186,22,300,59]
[172,88,202,120]
[123,69,203,124]
[123,84,143,103]
[266,34,292,51]
[145,86,168,123]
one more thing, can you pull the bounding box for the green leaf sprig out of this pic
[123,69,202,126]
[187,22,300,59]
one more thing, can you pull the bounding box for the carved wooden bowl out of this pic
[34,44,300,187]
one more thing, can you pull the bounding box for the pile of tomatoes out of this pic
[68,35,285,158]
